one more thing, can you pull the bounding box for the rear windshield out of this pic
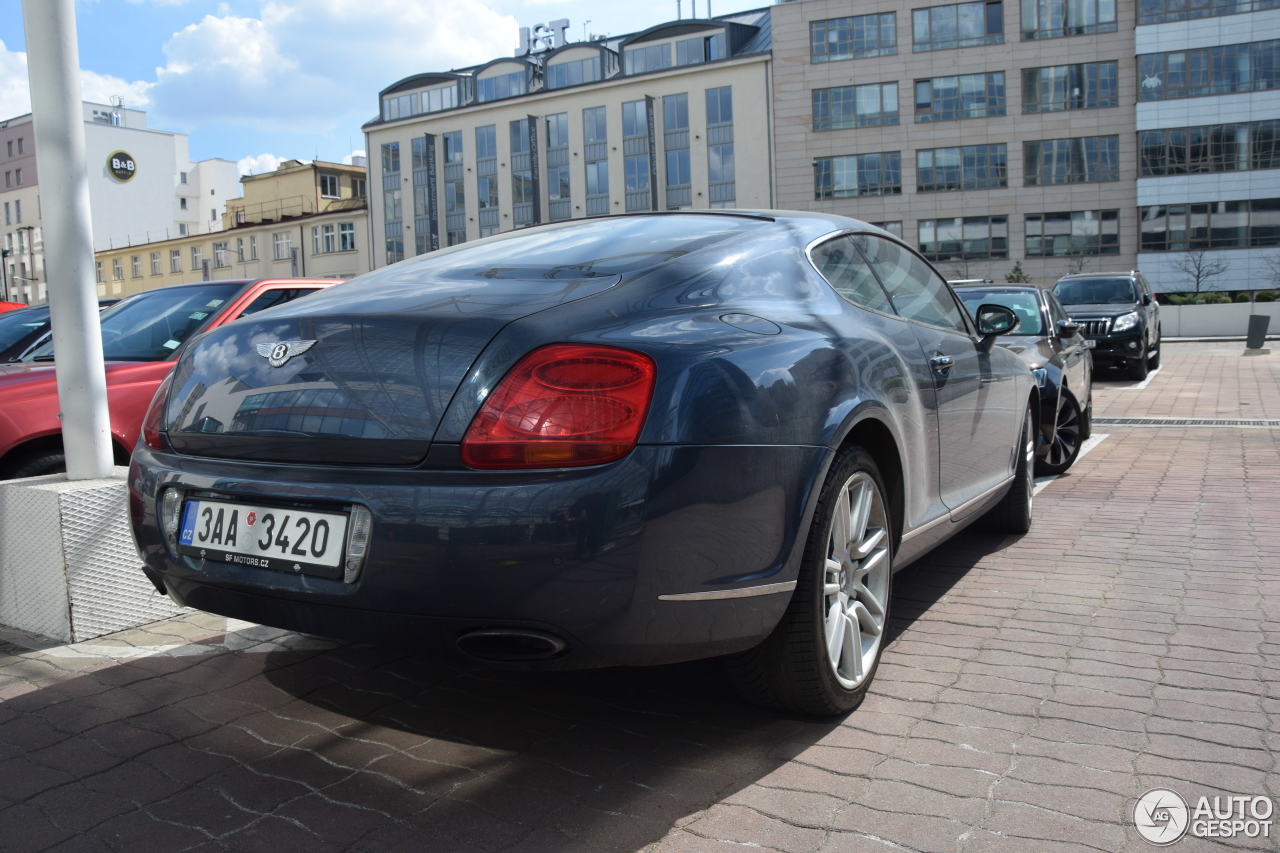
[356,215,768,283]
[1052,277,1137,305]
[0,306,51,350]
[26,283,242,362]
[956,289,1043,336]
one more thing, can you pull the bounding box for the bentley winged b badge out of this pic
[257,340,316,367]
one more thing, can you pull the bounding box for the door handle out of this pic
[929,354,954,374]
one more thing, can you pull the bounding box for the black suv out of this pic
[1051,271,1161,380]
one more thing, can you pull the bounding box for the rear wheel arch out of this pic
[836,417,904,556]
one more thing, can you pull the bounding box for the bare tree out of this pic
[1264,251,1280,292]
[1173,249,1230,293]
[1065,243,1092,275]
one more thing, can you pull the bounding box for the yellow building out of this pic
[94,159,371,299]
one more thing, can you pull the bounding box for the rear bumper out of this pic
[129,443,828,669]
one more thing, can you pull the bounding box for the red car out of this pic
[0,278,335,478]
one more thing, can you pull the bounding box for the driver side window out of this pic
[851,235,969,334]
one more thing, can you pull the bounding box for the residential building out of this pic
[363,10,772,268]
[0,101,238,304]
[93,159,369,300]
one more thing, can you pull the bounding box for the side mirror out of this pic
[1142,293,1152,306]
[1058,320,1080,338]
[975,304,1019,352]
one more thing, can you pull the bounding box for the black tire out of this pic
[9,451,66,479]
[1147,327,1162,370]
[1126,351,1149,381]
[725,445,893,716]
[1035,390,1082,476]
[983,406,1034,534]
[1079,389,1093,440]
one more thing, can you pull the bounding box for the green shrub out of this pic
[1236,292,1252,302]
[1258,291,1277,303]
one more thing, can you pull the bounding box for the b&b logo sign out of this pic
[107,150,137,182]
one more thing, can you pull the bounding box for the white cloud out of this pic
[0,39,152,120]
[148,1,518,134]
[237,152,286,175]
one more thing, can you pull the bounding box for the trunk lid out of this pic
[165,273,619,465]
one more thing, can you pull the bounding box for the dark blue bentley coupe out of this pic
[130,212,1036,714]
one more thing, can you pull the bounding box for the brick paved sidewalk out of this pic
[0,346,1276,852]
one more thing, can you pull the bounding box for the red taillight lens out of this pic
[461,344,656,469]
[141,374,174,452]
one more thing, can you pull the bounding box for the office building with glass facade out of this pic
[363,11,772,268]
[771,0,1280,290]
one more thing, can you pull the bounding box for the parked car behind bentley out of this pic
[130,212,1037,714]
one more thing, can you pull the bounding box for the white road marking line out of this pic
[1099,365,1161,391]
[1034,433,1109,495]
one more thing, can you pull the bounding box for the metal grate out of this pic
[1073,317,1111,337]
[1094,417,1280,428]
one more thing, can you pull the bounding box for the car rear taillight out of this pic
[141,374,174,452]
[461,344,656,469]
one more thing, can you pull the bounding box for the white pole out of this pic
[22,0,114,479]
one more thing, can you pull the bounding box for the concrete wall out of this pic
[1160,302,1280,337]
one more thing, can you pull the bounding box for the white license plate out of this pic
[178,498,350,579]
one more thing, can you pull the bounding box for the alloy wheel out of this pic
[823,472,890,689]
[1046,394,1081,469]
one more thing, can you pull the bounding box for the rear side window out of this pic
[852,235,969,333]
[811,236,894,315]
[235,288,314,320]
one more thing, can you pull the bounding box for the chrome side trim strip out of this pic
[899,475,1015,543]
[659,581,797,602]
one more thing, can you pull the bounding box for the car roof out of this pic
[1054,271,1140,280]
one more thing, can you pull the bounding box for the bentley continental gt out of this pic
[129,212,1037,714]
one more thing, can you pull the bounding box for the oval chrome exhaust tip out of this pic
[456,629,568,661]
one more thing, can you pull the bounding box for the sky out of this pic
[0,0,768,176]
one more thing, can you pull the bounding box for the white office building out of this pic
[1133,3,1280,292]
[0,102,238,304]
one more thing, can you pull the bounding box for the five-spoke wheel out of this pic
[822,472,890,690]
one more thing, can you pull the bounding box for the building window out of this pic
[319,173,340,198]
[546,57,602,89]
[811,13,897,62]
[624,43,673,75]
[14,168,20,185]
[918,216,1009,260]
[422,85,458,114]
[676,33,726,66]
[95,261,103,283]
[663,94,691,210]
[150,252,160,275]
[15,138,21,154]
[170,249,181,273]
[1140,120,1280,176]
[1140,199,1280,251]
[382,91,418,121]
[382,142,403,264]
[250,235,258,259]
[191,246,203,271]
[273,231,292,260]
[706,87,735,208]
[179,197,187,210]
[1025,210,1120,256]
[3,202,8,226]
[622,100,652,212]
[179,171,188,184]
[869,221,904,238]
[339,222,355,251]
[916,144,1007,192]
[1023,61,1118,112]
[112,258,123,280]
[13,200,20,223]
[1138,40,1280,102]
[210,208,217,222]
[236,237,245,262]
[1021,0,1117,39]
[130,255,141,277]
[584,106,609,216]
[1139,0,1279,25]
[546,113,571,222]
[509,119,537,227]
[814,152,902,199]
[213,241,229,268]
[813,83,899,130]
[177,223,187,235]
[475,125,499,236]
[443,130,466,244]
[913,1,1003,52]
[3,171,8,188]
[915,72,1005,122]
[313,224,336,254]
[1025,135,1119,185]
[412,135,436,253]
[4,141,10,157]
[475,71,526,103]
[351,177,367,198]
